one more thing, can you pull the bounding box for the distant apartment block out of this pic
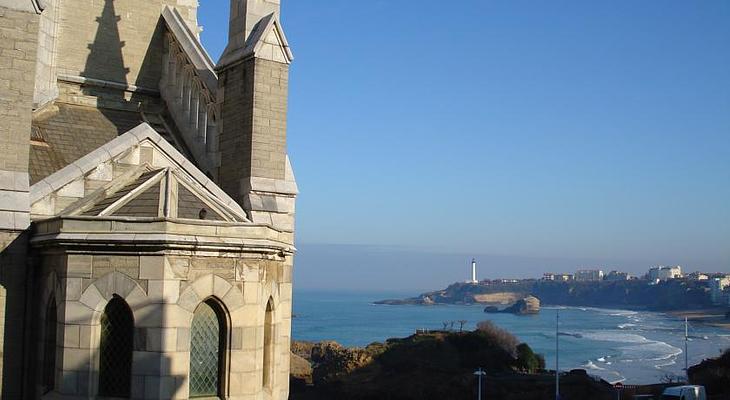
[687,272,709,281]
[709,276,730,305]
[543,273,574,281]
[575,269,605,282]
[647,266,683,281]
[605,271,631,281]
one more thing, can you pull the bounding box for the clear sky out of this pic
[199,1,730,292]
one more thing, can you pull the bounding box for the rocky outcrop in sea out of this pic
[485,296,541,315]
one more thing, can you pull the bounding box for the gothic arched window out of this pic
[190,299,226,397]
[262,298,274,389]
[98,295,134,397]
[42,298,57,394]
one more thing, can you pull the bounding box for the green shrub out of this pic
[515,343,543,373]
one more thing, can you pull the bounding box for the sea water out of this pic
[292,290,730,384]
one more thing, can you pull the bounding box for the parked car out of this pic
[662,385,707,400]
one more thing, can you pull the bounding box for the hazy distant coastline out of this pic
[375,279,729,317]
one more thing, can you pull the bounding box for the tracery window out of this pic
[98,295,134,397]
[42,298,57,394]
[190,299,226,397]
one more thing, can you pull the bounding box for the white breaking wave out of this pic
[572,330,684,369]
[579,331,652,344]
[620,341,683,363]
[582,360,606,371]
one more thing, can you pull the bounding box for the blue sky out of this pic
[199,1,729,291]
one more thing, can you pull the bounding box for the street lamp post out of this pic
[474,367,486,400]
[556,309,560,400]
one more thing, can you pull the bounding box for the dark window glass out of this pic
[43,299,57,394]
[190,300,224,397]
[98,296,134,397]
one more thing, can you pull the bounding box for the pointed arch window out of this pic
[263,298,274,389]
[190,299,227,397]
[98,295,134,398]
[42,298,57,394]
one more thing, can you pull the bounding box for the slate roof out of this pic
[30,103,190,185]
[30,103,143,184]
[82,169,161,217]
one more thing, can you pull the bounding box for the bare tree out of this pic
[458,320,467,332]
[449,321,455,331]
[442,321,449,331]
[476,320,520,356]
[660,373,684,384]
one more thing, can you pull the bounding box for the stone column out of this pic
[216,16,297,234]
[0,3,39,398]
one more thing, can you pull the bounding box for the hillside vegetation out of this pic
[290,322,615,400]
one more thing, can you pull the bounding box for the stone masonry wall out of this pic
[0,231,30,400]
[0,6,37,231]
[218,59,256,204]
[218,58,289,205]
[33,250,293,400]
[33,0,60,107]
[251,58,288,181]
[0,6,38,397]
[53,0,200,92]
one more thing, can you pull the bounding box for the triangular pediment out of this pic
[250,14,293,64]
[73,167,236,221]
[30,123,249,222]
[217,13,293,68]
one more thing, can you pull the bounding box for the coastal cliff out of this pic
[376,279,715,311]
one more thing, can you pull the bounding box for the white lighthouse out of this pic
[470,258,478,284]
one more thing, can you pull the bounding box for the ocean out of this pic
[292,290,730,384]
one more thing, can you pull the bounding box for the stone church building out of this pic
[0,0,297,399]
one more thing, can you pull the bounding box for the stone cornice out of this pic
[31,216,296,254]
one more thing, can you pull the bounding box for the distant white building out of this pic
[709,276,730,305]
[647,266,683,281]
[575,269,604,282]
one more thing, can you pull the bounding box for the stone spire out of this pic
[220,0,280,65]
[216,0,296,234]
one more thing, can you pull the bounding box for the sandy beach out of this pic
[667,308,730,331]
